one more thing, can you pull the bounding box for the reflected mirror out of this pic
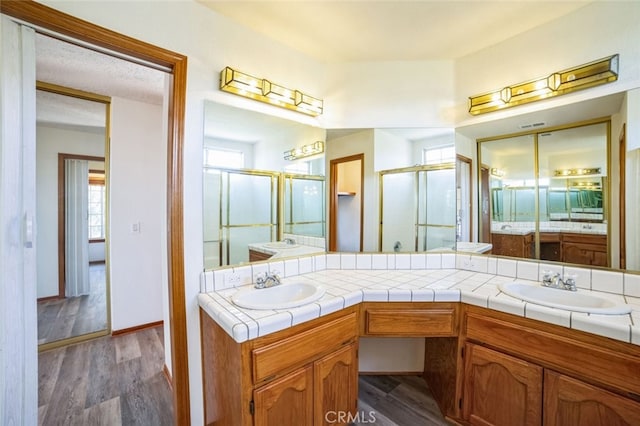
[479,121,610,267]
[36,86,111,348]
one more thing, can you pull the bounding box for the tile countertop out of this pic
[198,253,640,346]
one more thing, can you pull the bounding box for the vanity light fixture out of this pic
[469,54,619,115]
[490,168,505,178]
[220,67,323,116]
[284,141,325,161]
[554,167,601,177]
[572,181,601,189]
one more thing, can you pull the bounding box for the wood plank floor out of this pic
[356,375,453,426]
[37,263,108,345]
[38,325,173,425]
[39,325,449,425]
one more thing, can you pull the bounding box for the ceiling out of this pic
[36,33,165,130]
[197,0,594,62]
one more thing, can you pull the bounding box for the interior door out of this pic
[0,16,38,424]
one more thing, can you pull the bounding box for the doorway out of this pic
[329,154,364,252]
[1,2,190,423]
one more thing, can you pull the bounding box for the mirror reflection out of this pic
[203,102,326,268]
[36,88,110,346]
[479,121,609,267]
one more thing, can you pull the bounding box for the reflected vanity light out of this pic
[490,168,505,178]
[572,181,601,189]
[554,167,601,177]
[284,141,324,160]
[468,54,619,115]
[220,67,323,116]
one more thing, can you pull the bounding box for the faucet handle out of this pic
[563,274,577,291]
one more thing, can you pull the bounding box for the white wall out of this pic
[324,60,456,128]
[88,242,105,263]
[109,97,165,331]
[455,2,640,127]
[373,129,412,171]
[35,125,105,298]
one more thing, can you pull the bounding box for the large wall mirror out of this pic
[36,84,111,348]
[202,91,640,275]
[461,90,640,275]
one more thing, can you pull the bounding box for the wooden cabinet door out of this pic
[254,366,313,426]
[463,343,542,426]
[314,343,358,426]
[544,370,640,426]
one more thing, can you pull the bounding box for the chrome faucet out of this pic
[542,271,577,291]
[283,238,296,245]
[254,271,281,289]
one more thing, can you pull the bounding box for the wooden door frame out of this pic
[57,153,105,299]
[479,165,491,244]
[456,155,473,242]
[329,154,364,252]
[0,2,190,424]
[619,124,626,270]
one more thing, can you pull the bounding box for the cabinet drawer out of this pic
[365,307,457,336]
[252,312,357,383]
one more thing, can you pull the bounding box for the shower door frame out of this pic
[378,163,456,252]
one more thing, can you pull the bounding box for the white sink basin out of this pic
[263,242,300,249]
[456,242,493,253]
[499,282,631,315]
[232,282,325,310]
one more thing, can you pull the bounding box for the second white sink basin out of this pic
[263,242,300,249]
[499,282,631,315]
[232,282,325,310]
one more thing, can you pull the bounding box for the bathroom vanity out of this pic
[199,253,640,425]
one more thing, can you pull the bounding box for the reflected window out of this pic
[88,183,106,240]
[204,147,244,168]
[423,146,455,165]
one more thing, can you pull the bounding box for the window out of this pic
[88,183,106,240]
[204,147,244,169]
[423,146,455,165]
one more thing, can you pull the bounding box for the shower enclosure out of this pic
[379,164,456,252]
[203,168,279,268]
[203,167,325,268]
[283,174,325,238]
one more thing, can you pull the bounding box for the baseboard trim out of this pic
[112,320,163,336]
[37,295,62,302]
[163,364,173,389]
[358,371,424,376]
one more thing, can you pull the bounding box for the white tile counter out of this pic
[199,252,640,345]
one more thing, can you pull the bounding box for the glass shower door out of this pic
[203,168,279,267]
[284,174,325,237]
[418,168,457,251]
[380,165,456,252]
[380,171,417,252]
